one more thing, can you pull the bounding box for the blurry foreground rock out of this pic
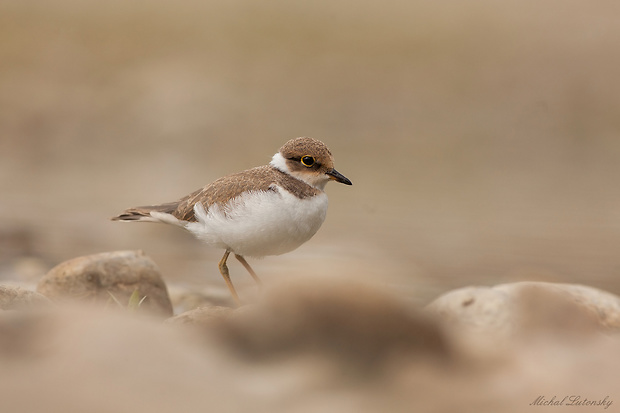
[427,281,620,338]
[0,285,51,310]
[37,251,173,317]
[211,281,450,372]
[1,278,619,412]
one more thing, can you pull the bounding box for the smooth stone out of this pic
[37,250,173,317]
[427,281,620,337]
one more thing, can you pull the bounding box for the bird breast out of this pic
[185,186,329,257]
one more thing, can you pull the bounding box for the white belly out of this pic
[184,188,328,257]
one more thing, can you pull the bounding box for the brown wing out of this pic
[170,166,282,222]
[113,165,320,223]
[113,166,278,223]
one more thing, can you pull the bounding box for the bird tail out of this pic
[111,202,181,225]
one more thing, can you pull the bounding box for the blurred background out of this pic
[1,0,619,304]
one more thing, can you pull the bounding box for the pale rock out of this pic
[37,250,173,317]
[427,281,620,337]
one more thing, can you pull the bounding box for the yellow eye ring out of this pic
[301,155,315,167]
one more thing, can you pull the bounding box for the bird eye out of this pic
[301,156,315,167]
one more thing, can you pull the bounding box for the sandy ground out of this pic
[1,279,619,413]
[2,2,620,297]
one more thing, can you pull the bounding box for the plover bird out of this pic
[112,137,352,305]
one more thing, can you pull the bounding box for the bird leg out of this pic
[218,250,240,306]
[235,254,262,287]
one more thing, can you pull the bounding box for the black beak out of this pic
[326,169,352,185]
